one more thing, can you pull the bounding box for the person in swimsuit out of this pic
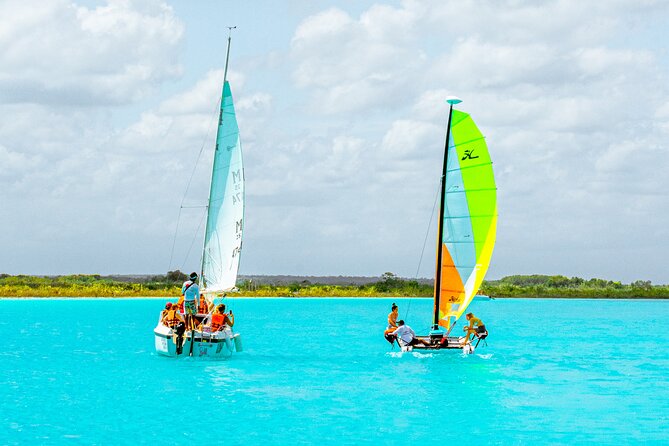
[384,303,399,335]
[462,312,486,344]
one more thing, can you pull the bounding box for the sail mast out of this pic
[223,26,236,85]
[199,26,236,285]
[432,96,462,329]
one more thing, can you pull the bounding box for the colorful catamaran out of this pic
[400,97,497,353]
[154,30,244,358]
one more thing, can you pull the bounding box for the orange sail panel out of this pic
[434,243,465,328]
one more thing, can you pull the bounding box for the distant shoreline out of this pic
[1,295,667,300]
[1,273,667,299]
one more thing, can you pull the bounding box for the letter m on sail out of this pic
[232,169,242,184]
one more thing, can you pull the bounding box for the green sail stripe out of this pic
[450,110,497,260]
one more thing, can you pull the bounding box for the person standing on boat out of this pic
[390,320,429,347]
[462,313,486,343]
[182,272,200,331]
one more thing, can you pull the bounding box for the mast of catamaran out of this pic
[432,96,462,330]
[199,26,237,288]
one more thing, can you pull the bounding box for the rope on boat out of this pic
[168,95,222,270]
[404,183,441,321]
[181,208,208,271]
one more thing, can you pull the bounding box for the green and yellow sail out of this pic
[434,107,497,329]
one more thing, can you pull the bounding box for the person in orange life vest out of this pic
[161,304,184,328]
[161,302,173,321]
[208,304,234,332]
[198,294,210,314]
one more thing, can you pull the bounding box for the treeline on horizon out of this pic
[0,271,667,298]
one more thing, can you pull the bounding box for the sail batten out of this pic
[435,109,497,328]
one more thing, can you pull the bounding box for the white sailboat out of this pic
[154,30,244,359]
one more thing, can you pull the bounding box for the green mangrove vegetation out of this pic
[0,271,667,298]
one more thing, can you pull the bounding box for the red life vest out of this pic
[211,313,228,332]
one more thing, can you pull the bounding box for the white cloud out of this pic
[0,0,183,106]
[1,1,669,283]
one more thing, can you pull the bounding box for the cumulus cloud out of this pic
[0,0,183,106]
[283,0,669,281]
[1,1,669,283]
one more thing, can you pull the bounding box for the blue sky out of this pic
[1,0,669,283]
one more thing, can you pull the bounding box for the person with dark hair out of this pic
[385,303,399,334]
[462,313,486,344]
[197,293,210,314]
[161,303,183,328]
[181,272,200,331]
[160,302,173,321]
[390,320,429,348]
[206,303,234,332]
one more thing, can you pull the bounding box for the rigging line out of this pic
[404,183,441,322]
[167,206,183,270]
[167,94,222,271]
[181,207,208,272]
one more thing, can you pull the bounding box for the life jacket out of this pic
[210,313,228,332]
[164,309,181,327]
[176,295,184,312]
[198,298,208,314]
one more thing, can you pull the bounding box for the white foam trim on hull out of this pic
[154,323,240,359]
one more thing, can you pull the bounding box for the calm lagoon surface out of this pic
[1,297,667,445]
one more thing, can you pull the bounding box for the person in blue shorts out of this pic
[182,272,200,331]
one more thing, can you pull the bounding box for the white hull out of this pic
[154,323,240,359]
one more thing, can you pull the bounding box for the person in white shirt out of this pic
[181,272,200,331]
[390,320,429,347]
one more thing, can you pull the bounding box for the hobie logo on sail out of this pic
[461,149,479,160]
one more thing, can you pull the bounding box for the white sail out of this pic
[201,80,244,294]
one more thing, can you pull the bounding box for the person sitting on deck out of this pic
[198,294,210,314]
[182,272,200,331]
[462,312,486,344]
[161,302,173,321]
[206,304,234,332]
[384,303,399,335]
[390,320,430,348]
[162,305,184,328]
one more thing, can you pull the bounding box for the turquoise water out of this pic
[1,298,667,445]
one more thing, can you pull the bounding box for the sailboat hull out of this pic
[412,336,466,350]
[390,335,478,353]
[154,324,238,359]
